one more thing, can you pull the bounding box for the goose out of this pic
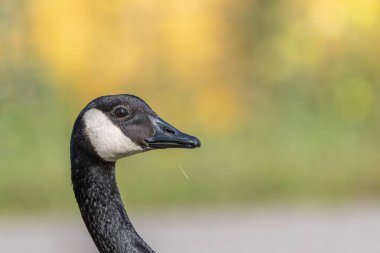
[70,94,201,253]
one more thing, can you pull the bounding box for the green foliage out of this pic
[1,83,380,213]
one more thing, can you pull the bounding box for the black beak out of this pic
[145,116,201,149]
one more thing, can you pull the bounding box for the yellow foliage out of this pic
[23,0,379,132]
[28,0,239,133]
[308,0,379,38]
[196,85,241,134]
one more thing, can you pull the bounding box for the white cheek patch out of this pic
[83,109,143,161]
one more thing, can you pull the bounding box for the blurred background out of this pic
[1,0,380,252]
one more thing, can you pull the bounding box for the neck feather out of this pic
[71,145,155,253]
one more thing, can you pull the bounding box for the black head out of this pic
[73,94,201,161]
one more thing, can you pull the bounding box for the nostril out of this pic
[164,128,176,135]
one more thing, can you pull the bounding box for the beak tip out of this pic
[192,137,201,148]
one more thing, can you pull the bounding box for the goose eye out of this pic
[114,107,129,118]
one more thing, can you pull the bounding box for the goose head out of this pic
[74,94,201,162]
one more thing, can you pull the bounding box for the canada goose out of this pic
[70,94,201,253]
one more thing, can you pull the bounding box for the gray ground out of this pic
[1,203,380,253]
